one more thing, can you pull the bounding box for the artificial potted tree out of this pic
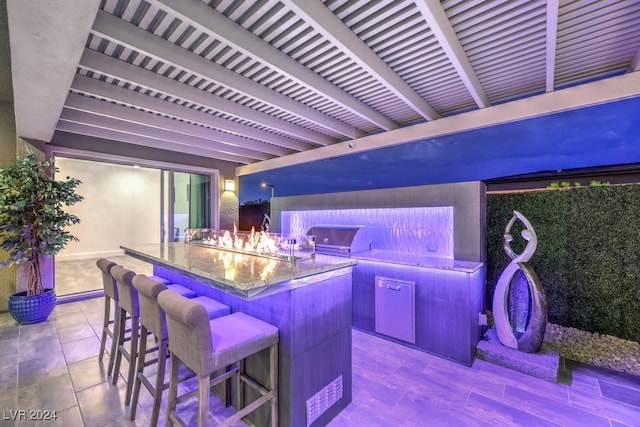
[0,151,82,324]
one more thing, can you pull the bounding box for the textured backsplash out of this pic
[281,207,453,258]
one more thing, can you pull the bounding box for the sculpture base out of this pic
[476,328,560,383]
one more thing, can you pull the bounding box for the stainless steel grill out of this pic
[307,225,371,256]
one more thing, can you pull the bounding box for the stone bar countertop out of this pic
[121,242,357,299]
[351,249,483,273]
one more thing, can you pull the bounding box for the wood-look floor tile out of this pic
[599,380,640,408]
[464,392,560,426]
[501,384,611,426]
[561,367,602,396]
[567,360,640,391]
[352,345,403,377]
[473,358,571,403]
[351,366,408,406]
[390,364,470,413]
[420,360,505,400]
[393,388,487,427]
[569,384,640,426]
[344,396,424,427]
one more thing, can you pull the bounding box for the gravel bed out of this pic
[544,323,640,377]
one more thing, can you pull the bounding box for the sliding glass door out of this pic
[162,171,212,242]
[53,156,217,298]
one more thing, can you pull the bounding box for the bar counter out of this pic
[121,242,355,427]
[121,242,356,299]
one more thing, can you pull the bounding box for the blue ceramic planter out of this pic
[8,289,56,324]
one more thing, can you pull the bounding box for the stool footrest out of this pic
[240,373,270,396]
[173,368,238,406]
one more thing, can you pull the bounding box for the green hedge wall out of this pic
[486,185,640,342]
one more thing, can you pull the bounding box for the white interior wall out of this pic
[55,157,161,260]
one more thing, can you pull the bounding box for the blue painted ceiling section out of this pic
[240,96,640,204]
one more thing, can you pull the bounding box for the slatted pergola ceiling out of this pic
[53,0,640,166]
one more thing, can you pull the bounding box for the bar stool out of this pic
[96,258,119,377]
[110,265,140,406]
[130,275,231,427]
[157,292,279,427]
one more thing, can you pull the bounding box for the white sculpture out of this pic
[492,210,548,353]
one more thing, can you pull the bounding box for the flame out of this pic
[200,223,281,256]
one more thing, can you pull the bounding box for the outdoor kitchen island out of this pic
[121,242,356,427]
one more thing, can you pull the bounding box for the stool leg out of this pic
[270,344,278,427]
[107,301,121,378]
[125,316,139,406]
[111,307,126,385]
[130,325,148,421]
[150,338,168,427]
[98,297,111,362]
[198,375,210,427]
[236,360,243,411]
[166,353,180,427]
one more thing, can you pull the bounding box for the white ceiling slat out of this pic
[355,7,421,44]
[463,17,545,57]
[59,107,272,161]
[147,0,399,131]
[283,0,441,120]
[558,43,639,69]
[555,56,631,76]
[560,0,635,28]
[284,0,440,120]
[79,46,331,149]
[345,1,413,36]
[361,15,425,49]
[560,32,640,57]
[70,73,311,153]
[92,12,358,142]
[444,0,502,23]
[57,120,257,164]
[372,25,431,59]
[452,1,543,38]
[558,10,640,46]
[413,0,489,109]
[63,92,289,158]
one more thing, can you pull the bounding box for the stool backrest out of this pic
[111,266,138,316]
[132,274,168,339]
[157,291,212,376]
[96,258,118,300]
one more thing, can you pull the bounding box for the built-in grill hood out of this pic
[307,225,371,255]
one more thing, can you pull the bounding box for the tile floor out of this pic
[1,257,639,426]
[55,256,153,296]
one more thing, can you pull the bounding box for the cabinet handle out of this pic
[386,284,402,291]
